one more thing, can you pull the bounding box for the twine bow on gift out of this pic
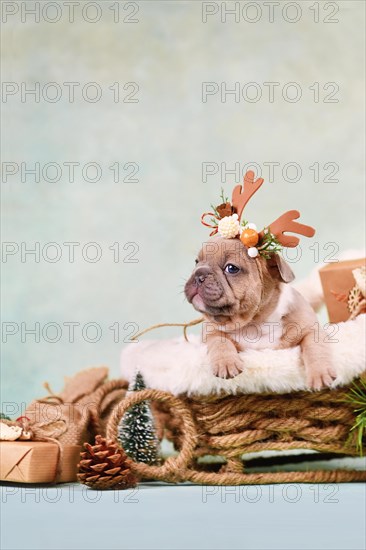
[332,266,366,321]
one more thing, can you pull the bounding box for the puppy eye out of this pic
[195,259,199,265]
[224,264,240,274]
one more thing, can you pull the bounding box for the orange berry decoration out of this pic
[240,228,259,248]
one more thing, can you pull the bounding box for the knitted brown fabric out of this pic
[24,373,128,447]
[106,378,366,485]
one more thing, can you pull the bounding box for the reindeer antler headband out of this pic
[201,170,315,259]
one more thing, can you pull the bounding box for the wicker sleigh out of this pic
[106,376,366,485]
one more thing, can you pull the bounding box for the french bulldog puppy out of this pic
[185,237,336,390]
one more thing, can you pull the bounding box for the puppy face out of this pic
[184,237,294,322]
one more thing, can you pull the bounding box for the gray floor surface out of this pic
[1,481,365,550]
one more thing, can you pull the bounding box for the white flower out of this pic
[247,222,257,231]
[240,221,257,234]
[218,214,240,239]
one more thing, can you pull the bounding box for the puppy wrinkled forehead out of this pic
[198,238,248,265]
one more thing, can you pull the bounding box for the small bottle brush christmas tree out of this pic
[118,371,160,464]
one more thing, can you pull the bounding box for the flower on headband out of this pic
[216,202,233,218]
[200,171,315,259]
[218,214,240,239]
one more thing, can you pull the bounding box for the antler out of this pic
[261,210,315,248]
[231,170,264,220]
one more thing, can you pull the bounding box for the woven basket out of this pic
[106,376,366,484]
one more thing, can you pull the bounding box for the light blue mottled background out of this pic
[1,4,365,550]
[2,0,365,409]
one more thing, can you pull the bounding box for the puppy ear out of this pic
[266,254,295,283]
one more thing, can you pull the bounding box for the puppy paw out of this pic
[306,365,337,390]
[211,354,244,379]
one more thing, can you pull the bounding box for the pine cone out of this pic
[77,435,137,490]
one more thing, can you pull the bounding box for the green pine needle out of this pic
[208,213,218,225]
[210,203,219,217]
[343,378,366,456]
[210,188,229,217]
[220,187,229,205]
[258,229,283,259]
[207,189,230,222]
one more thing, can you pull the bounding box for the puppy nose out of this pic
[195,267,210,285]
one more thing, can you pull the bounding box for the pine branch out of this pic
[258,229,283,259]
[210,204,219,217]
[344,379,366,456]
[220,187,229,204]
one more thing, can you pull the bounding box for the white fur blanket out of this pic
[120,314,365,396]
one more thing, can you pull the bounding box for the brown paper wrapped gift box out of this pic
[0,368,128,484]
[0,441,81,483]
[319,258,366,323]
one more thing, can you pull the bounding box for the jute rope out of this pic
[106,380,366,485]
[106,389,198,482]
[87,378,128,434]
[131,318,204,343]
